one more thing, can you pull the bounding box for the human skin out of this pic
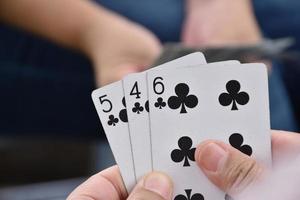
[0,0,162,86]
[67,131,300,200]
[182,0,262,48]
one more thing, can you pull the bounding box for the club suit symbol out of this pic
[229,133,252,156]
[154,97,166,109]
[107,115,119,126]
[174,189,204,200]
[145,100,149,112]
[168,83,198,114]
[119,97,128,122]
[219,80,249,110]
[171,136,196,167]
[132,102,144,114]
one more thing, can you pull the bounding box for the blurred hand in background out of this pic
[182,0,262,48]
[0,0,162,87]
[85,8,161,86]
[0,0,266,86]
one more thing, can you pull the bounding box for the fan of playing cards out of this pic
[92,52,271,200]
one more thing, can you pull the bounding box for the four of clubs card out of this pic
[92,52,271,199]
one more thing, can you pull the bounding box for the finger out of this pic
[181,23,198,48]
[128,171,173,200]
[271,130,300,164]
[181,22,192,45]
[195,140,264,196]
[114,63,141,78]
[136,45,162,68]
[97,63,140,86]
[67,165,127,200]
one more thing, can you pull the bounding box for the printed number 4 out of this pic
[130,81,141,99]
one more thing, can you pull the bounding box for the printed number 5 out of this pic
[99,95,112,113]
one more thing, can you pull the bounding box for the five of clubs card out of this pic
[92,52,271,199]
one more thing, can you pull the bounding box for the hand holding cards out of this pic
[91,53,271,199]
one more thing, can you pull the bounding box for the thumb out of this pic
[195,140,264,196]
[128,172,173,200]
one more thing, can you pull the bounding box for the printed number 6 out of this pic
[153,77,164,95]
[99,95,112,113]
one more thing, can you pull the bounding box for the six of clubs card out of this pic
[147,63,271,199]
[92,52,271,199]
[124,57,240,181]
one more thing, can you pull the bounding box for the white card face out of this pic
[147,63,271,199]
[91,81,135,192]
[123,53,207,181]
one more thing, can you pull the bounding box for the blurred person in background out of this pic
[0,0,298,138]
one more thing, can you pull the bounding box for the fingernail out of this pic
[144,172,172,199]
[198,142,228,172]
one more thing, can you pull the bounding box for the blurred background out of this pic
[0,0,299,199]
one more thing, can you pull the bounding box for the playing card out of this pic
[123,58,241,181]
[147,63,271,199]
[91,81,135,192]
[123,53,207,181]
